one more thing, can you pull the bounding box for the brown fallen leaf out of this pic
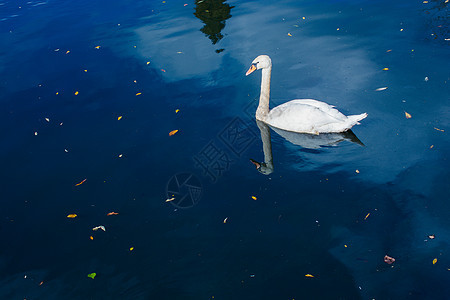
[384,255,395,264]
[169,130,179,136]
[75,179,87,186]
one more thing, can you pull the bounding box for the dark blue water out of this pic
[1,0,449,298]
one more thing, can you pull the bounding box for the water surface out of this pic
[1,0,449,299]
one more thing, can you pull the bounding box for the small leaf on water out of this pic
[169,130,179,136]
[405,111,412,119]
[92,225,106,231]
[375,87,388,91]
[175,109,180,113]
[364,213,370,220]
[67,214,77,218]
[251,196,257,200]
[165,197,175,202]
[287,33,292,36]
[305,274,314,278]
[117,116,122,120]
[87,273,96,279]
[129,247,134,251]
[89,236,94,240]
[223,217,228,224]
[383,68,389,71]
[432,258,437,265]
[136,92,142,96]
[107,212,119,216]
[74,91,79,96]
[75,179,87,186]
[95,46,101,49]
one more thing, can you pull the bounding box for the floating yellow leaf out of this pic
[84,69,88,72]
[129,247,134,251]
[66,50,70,54]
[118,154,123,158]
[223,217,228,224]
[364,213,370,220]
[287,33,292,36]
[165,197,175,202]
[136,92,142,96]
[95,46,101,49]
[67,214,77,218]
[305,274,314,278]
[146,61,150,65]
[74,91,79,95]
[89,236,94,240]
[117,116,122,120]
[251,196,257,200]
[433,258,437,264]
[56,92,59,95]
[434,127,444,132]
[355,169,360,174]
[75,178,87,186]
[383,68,389,71]
[107,212,119,216]
[175,109,180,113]
[169,129,179,136]
[405,111,412,119]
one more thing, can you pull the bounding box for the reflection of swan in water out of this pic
[250,120,364,175]
[250,120,274,175]
[246,55,367,134]
[271,127,364,149]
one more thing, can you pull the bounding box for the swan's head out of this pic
[245,55,272,76]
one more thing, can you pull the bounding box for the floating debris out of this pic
[66,214,77,218]
[384,255,395,264]
[92,225,106,231]
[169,130,179,136]
[375,87,388,91]
[75,179,87,186]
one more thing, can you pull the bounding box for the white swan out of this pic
[246,55,367,134]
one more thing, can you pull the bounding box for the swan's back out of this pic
[265,99,364,134]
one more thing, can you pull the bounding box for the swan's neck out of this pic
[256,66,271,121]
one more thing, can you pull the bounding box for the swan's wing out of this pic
[266,102,345,133]
[288,99,347,121]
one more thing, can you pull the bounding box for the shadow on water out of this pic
[194,0,234,53]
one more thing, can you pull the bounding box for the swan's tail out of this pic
[347,112,368,125]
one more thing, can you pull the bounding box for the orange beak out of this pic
[245,64,257,76]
